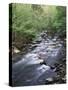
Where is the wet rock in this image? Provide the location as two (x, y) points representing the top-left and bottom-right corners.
(62, 77), (66, 81)
(46, 78), (53, 82)
(46, 47), (53, 52)
(52, 38), (57, 42)
(12, 46), (20, 54)
(32, 42), (37, 44)
(62, 58), (66, 62)
(30, 44), (38, 49)
(45, 41), (49, 43)
(40, 33), (47, 39)
(45, 78), (54, 84)
(40, 60), (46, 65)
(35, 37), (42, 43)
(50, 66), (56, 72)
(58, 44), (62, 47)
(53, 75), (61, 82)
(54, 63), (59, 67)
(38, 52), (46, 60)
(61, 75), (66, 83)
(53, 68), (57, 72)
(37, 59), (44, 64)
(55, 67), (60, 72)
(50, 66), (55, 69)
(37, 65), (50, 71)
(60, 41), (64, 44)
(59, 64), (63, 67)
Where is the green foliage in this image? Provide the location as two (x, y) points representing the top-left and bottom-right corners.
(10, 4), (66, 49)
(52, 6), (66, 37)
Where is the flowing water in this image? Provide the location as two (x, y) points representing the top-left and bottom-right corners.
(12, 32), (65, 86)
